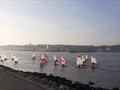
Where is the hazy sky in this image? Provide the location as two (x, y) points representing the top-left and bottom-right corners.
(0, 0), (120, 45)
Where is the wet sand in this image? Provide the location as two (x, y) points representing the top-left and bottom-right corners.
(0, 65), (119, 90)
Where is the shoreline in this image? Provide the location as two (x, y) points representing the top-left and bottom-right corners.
(0, 65), (119, 90)
(1, 50), (120, 53)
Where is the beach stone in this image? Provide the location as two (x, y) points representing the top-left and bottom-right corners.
(112, 87), (119, 90)
(58, 85), (69, 90)
(41, 78), (48, 84)
(48, 80), (56, 86)
(88, 81), (95, 85)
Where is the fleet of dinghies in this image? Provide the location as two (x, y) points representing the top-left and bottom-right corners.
(0, 55), (18, 64)
(0, 53), (97, 68)
(76, 54), (97, 68)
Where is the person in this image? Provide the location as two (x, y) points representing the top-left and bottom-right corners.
(40, 55), (45, 64)
(91, 56), (97, 65)
(44, 54), (48, 63)
(76, 56), (80, 67)
(91, 56), (97, 69)
(82, 55), (86, 65)
(53, 55), (58, 66)
(60, 57), (66, 67)
(32, 52), (36, 60)
(76, 55), (83, 68)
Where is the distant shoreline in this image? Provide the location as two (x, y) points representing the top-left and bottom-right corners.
(0, 45), (120, 52)
(1, 50), (120, 53)
(1, 49), (120, 53)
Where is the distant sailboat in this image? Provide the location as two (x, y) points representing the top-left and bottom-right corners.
(46, 45), (49, 51)
(3, 55), (7, 61)
(11, 55), (16, 60)
(32, 52), (36, 60)
(11, 55), (18, 63)
(14, 57), (18, 64)
(0, 56), (4, 62)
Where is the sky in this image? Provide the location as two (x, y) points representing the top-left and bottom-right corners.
(0, 0), (120, 45)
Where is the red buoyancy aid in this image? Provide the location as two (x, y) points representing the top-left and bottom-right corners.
(61, 57), (66, 65)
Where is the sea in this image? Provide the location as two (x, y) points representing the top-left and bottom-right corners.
(0, 50), (120, 89)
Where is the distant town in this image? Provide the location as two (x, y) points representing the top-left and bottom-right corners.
(0, 44), (120, 52)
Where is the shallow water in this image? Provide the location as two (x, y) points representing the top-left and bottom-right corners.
(0, 51), (120, 88)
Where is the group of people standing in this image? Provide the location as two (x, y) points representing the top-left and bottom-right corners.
(32, 53), (97, 68)
(32, 53), (66, 67)
(53, 55), (66, 67)
(76, 54), (97, 68)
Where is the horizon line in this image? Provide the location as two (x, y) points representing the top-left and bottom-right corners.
(0, 44), (120, 46)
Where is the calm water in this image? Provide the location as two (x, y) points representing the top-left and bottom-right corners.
(0, 51), (120, 88)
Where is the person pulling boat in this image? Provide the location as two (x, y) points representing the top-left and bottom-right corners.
(60, 57), (66, 67)
(53, 55), (58, 66)
(76, 55), (83, 68)
(82, 55), (86, 65)
(32, 52), (36, 60)
(39, 54), (48, 64)
(91, 56), (97, 68)
(91, 56), (97, 65)
(44, 54), (48, 63)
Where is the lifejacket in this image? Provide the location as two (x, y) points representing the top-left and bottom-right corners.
(32, 53), (35, 58)
(61, 60), (65, 64)
(40, 55), (45, 62)
(91, 57), (97, 65)
(61, 57), (66, 65)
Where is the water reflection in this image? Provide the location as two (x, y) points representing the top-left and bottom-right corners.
(39, 63), (47, 73)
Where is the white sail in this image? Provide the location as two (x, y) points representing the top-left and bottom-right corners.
(14, 57), (18, 63)
(85, 54), (88, 59)
(82, 55), (85, 62)
(77, 56), (83, 65)
(91, 56), (97, 64)
(53, 55), (57, 61)
(32, 53), (36, 58)
(46, 45), (49, 50)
